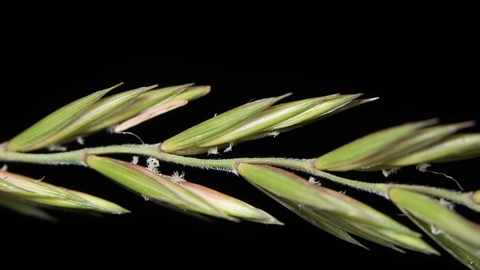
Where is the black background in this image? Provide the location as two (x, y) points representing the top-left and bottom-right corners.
(1, 8), (478, 269)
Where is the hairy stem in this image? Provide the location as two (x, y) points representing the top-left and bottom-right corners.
(1, 142), (478, 212)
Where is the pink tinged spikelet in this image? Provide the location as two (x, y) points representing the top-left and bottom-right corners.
(178, 181), (283, 225)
